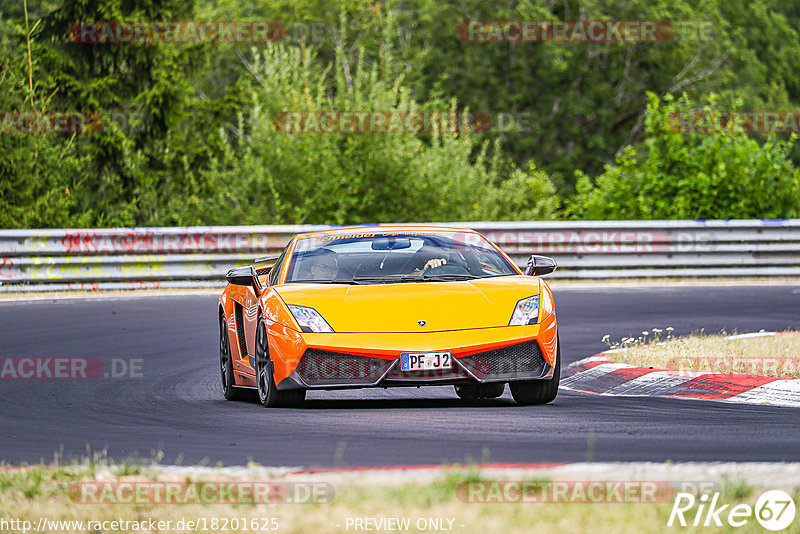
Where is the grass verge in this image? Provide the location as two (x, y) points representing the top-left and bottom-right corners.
(604, 331), (800, 378)
(1, 462), (799, 533)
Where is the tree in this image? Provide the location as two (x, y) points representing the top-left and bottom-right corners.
(191, 12), (531, 225)
(568, 92), (800, 219)
(34, 0), (219, 226)
(0, 0), (89, 229)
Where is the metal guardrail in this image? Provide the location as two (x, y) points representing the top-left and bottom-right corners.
(1, 220), (798, 290)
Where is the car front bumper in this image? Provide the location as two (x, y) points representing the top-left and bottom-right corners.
(273, 316), (558, 390)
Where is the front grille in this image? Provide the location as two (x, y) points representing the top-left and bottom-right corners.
(296, 349), (394, 386)
(459, 340), (546, 380)
(384, 362), (469, 381)
(234, 303), (248, 356)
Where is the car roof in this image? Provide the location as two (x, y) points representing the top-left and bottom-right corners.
(293, 225), (478, 240)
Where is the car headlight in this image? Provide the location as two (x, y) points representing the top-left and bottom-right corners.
(509, 295), (540, 326)
(288, 304), (334, 333)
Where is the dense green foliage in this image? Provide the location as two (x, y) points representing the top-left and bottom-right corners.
(190, 29), (516, 225)
(569, 93), (800, 219)
(1, 0), (799, 227)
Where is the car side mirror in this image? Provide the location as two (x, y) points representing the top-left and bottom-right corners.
(525, 255), (557, 276)
(226, 265), (260, 291)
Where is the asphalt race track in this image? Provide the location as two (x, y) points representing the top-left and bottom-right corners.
(1, 284), (799, 467)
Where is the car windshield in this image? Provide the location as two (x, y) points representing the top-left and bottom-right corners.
(285, 230), (517, 284)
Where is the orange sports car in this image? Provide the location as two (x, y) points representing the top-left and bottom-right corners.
(218, 226), (559, 407)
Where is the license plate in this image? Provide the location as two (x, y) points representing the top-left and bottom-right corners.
(401, 352), (452, 371)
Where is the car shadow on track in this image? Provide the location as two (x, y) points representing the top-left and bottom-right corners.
(294, 398), (519, 410)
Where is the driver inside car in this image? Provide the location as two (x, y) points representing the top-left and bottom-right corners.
(408, 243), (450, 275)
(308, 248), (339, 281)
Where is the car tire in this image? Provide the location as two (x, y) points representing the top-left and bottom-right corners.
(509, 336), (560, 406)
(454, 382), (505, 400)
(220, 311), (250, 401)
(255, 318), (306, 408)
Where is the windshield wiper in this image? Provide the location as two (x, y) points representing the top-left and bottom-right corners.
(351, 275), (422, 284)
(421, 273), (479, 281)
(350, 274), (479, 283)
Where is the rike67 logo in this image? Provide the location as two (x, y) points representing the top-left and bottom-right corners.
(668, 490), (796, 531)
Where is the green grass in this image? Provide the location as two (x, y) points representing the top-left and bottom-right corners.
(2, 462), (799, 534)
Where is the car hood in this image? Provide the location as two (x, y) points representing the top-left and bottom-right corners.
(274, 275), (541, 333)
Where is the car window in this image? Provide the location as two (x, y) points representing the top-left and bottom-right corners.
(268, 246), (289, 286)
(285, 231), (516, 283)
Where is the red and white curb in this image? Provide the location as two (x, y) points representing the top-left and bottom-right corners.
(562, 348), (800, 408)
